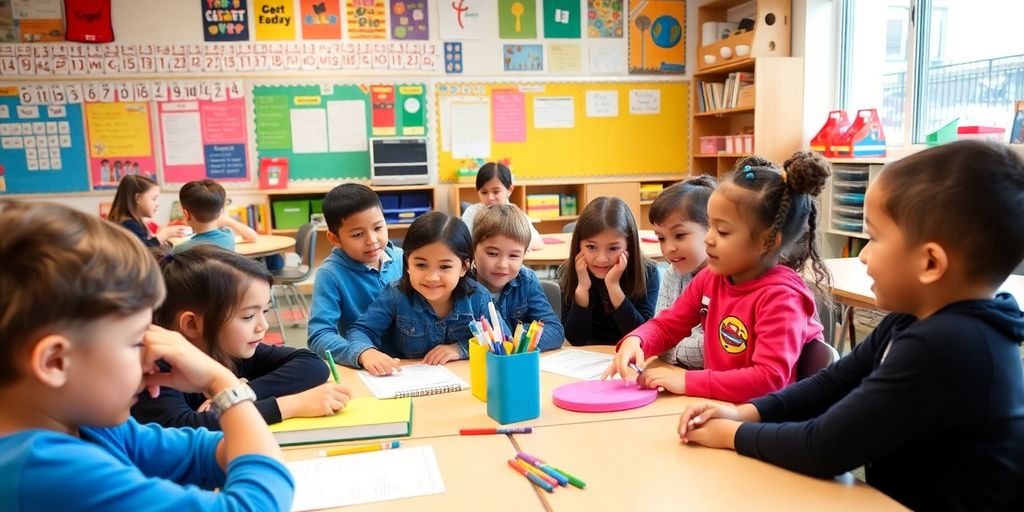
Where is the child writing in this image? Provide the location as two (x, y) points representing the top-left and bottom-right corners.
(560, 196), (660, 346)
(107, 175), (188, 248)
(471, 204), (564, 351)
(174, 179), (258, 254)
(675, 141), (1024, 511)
(461, 162), (544, 250)
(650, 176), (717, 369)
(0, 200), (292, 511)
(132, 245), (351, 430)
(605, 152), (831, 404)
(345, 212), (510, 375)
(307, 184), (403, 365)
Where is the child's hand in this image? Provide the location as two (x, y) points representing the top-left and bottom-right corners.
(278, 382), (352, 419)
(638, 365), (686, 394)
(574, 252), (591, 291)
(155, 224), (190, 243)
(141, 325), (238, 397)
(604, 251), (629, 287)
(358, 348), (402, 376)
(679, 418), (742, 450)
(601, 335), (645, 383)
(423, 344), (461, 365)
(677, 403), (748, 442)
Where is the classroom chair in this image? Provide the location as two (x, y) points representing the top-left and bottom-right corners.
(796, 338), (840, 381)
(562, 221), (577, 233)
(814, 293), (841, 348)
(270, 223), (316, 336)
(540, 279), (561, 314)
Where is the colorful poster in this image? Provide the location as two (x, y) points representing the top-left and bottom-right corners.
(543, 0), (581, 39)
(499, 0), (537, 39)
(12, 0), (63, 42)
(300, 0), (341, 39)
(444, 42), (464, 74)
(370, 84), (396, 136)
(629, 0), (684, 73)
(254, 0), (296, 40)
(503, 44), (543, 72)
(390, 1), (428, 40)
(439, 0), (486, 40)
(346, 0), (387, 39)
(84, 102), (157, 190)
(159, 86), (250, 183)
(202, 0), (250, 42)
(587, 0), (623, 38)
(0, 90), (89, 194)
(398, 85), (425, 136)
(492, 89), (525, 142)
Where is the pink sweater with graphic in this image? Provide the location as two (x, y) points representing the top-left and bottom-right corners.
(624, 266), (823, 403)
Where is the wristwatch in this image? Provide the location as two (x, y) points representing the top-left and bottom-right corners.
(209, 382), (257, 418)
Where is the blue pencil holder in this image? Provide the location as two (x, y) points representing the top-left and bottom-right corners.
(485, 350), (540, 425)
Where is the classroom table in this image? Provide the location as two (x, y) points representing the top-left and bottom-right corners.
(512, 414), (908, 511)
(169, 233), (296, 257)
(524, 231), (664, 266)
(825, 257), (1024, 352)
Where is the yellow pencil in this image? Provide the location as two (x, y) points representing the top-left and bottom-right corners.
(317, 440), (401, 457)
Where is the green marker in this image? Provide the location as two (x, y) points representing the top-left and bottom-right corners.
(326, 349), (341, 383)
(548, 465), (586, 489)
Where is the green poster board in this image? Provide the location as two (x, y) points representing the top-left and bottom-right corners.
(543, 0), (581, 39)
(252, 83), (427, 182)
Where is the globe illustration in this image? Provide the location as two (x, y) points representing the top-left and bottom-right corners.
(650, 15), (681, 48)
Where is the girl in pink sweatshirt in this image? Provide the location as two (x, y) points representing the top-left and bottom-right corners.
(605, 152), (833, 403)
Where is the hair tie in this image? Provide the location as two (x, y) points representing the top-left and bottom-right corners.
(779, 169), (788, 183)
(162, 253), (175, 264)
(742, 165), (755, 181)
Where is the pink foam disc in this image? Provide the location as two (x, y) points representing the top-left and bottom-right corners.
(552, 380), (658, 412)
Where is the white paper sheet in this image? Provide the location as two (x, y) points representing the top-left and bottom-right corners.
(289, 108), (328, 154)
(629, 89), (662, 115)
(326, 100), (367, 152)
(540, 350), (615, 381)
(288, 446), (446, 511)
(589, 45), (627, 74)
(585, 90), (619, 118)
(450, 100), (491, 159)
(357, 364), (469, 399)
(160, 111), (204, 166)
(533, 97), (575, 129)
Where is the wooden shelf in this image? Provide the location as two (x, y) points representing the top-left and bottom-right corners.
(271, 223), (411, 235)
(694, 58), (755, 76)
(694, 153), (749, 158)
(694, 106), (755, 117)
(532, 215), (578, 222)
(640, 199), (655, 206)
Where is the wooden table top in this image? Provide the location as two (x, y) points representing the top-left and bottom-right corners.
(170, 233), (296, 258)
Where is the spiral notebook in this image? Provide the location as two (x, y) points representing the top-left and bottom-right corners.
(358, 364), (469, 399)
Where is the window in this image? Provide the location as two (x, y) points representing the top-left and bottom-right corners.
(840, 0), (1024, 146)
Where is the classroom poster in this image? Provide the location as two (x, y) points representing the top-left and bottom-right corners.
(491, 89), (526, 143)
(444, 42), (463, 73)
(158, 87), (250, 183)
(11, 0), (63, 42)
(0, 1), (17, 43)
(202, 0), (249, 42)
(549, 43), (582, 73)
(398, 85), (425, 136)
(543, 0), (581, 39)
(439, 0), (486, 40)
(390, 1), (428, 40)
(300, 0), (341, 39)
(503, 44), (543, 72)
(345, 0), (387, 39)
(254, 0), (296, 40)
(84, 102), (156, 189)
(498, 0), (536, 39)
(0, 88), (89, 194)
(370, 84), (396, 136)
(628, 0), (685, 74)
(587, 0), (623, 38)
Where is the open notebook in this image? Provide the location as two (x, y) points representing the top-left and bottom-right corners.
(357, 364), (469, 399)
(269, 397), (411, 446)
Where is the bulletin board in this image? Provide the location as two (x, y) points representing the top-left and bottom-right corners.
(435, 80), (688, 181)
(252, 82), (428, 182)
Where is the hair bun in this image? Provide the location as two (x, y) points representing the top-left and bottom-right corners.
(683, 174), (717, 189)
(783, 151), (831, 196)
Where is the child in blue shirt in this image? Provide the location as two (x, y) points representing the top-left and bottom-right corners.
(0, 200), (292, 511)
(307, 184), (403, 371)
(345, 212), (510, 375)
(471, 204), (564, 350)
(174, 179), (258, 254)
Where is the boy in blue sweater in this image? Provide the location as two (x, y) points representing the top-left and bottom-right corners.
(0, 200), (292, 511)
(307, 184), (403, 374)
(676, 141), (1024, 511)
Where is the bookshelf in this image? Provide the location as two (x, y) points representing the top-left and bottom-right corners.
(691, 0), (803, 177)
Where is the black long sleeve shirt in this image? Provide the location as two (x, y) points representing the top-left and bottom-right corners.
(735, 294), (1024, 511)
(561, 262), (659, 346)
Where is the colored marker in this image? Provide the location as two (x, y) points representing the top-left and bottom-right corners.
(317, 440), (400, 457)
(517, 456), (569, 487)
(548, 465), (586, 489)
(516, 451), (545, 466)
(507, 459), (555, 493)
(514, 458), (559, 487)
(629, 362), (643, 377)
(325, 350), (341, 383)
(459, 427), (533, 435)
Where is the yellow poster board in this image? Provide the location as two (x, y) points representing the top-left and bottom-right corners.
(436, 81), (688, 181)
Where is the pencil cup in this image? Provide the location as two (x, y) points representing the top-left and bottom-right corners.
(486, 350), (540, 425)
(469, 339), (488, 402)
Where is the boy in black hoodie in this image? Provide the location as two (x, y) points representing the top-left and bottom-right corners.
(675, 140), (1024, 511)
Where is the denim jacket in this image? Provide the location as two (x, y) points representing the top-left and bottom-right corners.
(492, 266), (565, 351)
(342, 278), (510, 368)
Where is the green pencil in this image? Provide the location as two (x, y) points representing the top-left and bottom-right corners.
(548, 465), (586, 489)
(326, 349), (341, 383)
